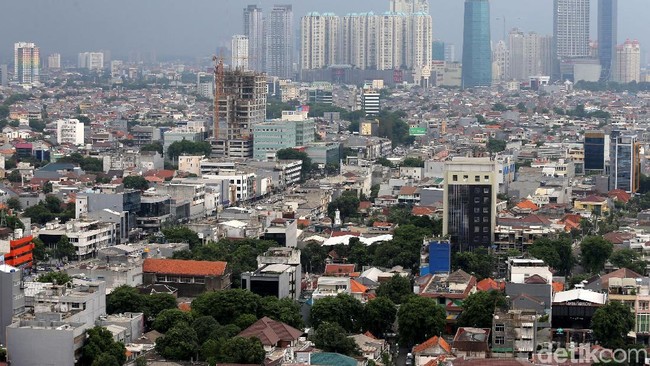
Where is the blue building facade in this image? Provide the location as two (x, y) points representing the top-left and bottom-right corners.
(461, 0), (492, 88)
(598, 0), (617, 81)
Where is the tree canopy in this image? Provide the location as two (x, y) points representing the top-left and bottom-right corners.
(580, 236), (613, 274)
(397, 296), (446, 346)
(155, 322), (200, 361)
(327, 191), (360, 222)
(401, 157), (424, 168)
(311, 322), (360, 356)
(376, 274), (412, 304)
(362, 296), (397, 338)
(609, 249), (646, 275)
(311, 293), (364, 333)
(57, 153), (103, 172)
(162, 226), (202, 248)
(591, 301), (635, 349)
(37, 271), (71, 285)
(79, 326), (127, 366)
(122, 175), (149, 190)
(457, 290), (507, 329)
(276, 148), (312, 180)
(528, 238), (575, 276)
(452, 247), (495, 280)
(167, 139), (211, 160)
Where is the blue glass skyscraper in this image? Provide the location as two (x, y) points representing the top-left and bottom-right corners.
(461, 0), (492, 88)
(598, 0), (617, 81)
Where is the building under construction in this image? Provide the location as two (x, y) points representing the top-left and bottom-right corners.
(211, 58), (267, 158)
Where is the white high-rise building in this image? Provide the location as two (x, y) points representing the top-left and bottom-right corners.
(48, 54), (61, 69)
(266, 4), (294, 78)
(14, 42), (40, 85)
(389, 0), (429, 14)
(339, 11), (432, 71)
(56, 119), (85, 145)
(244, 5), (265, 72)
(232, 35), (249, 70)
(553, 0), (590, 77)
(78, 52), (104, 71)
(507, 29), (541, 81)
(301, 13), (339, 70)
(612, 40), (641, 83)
(493, 40), (510, 81)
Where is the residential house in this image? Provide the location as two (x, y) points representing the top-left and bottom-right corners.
(453, 327), (490, 359)
(412, 335), (453, 366)
(142, 258), (231, 297)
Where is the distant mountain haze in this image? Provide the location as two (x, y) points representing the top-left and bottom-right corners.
(0, 0), (647, 63)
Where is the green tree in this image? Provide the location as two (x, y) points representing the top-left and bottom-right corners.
(492, 103), (509, 112)
(376, 274), (412, 304)
(457, 290), (507, 328)
(166, 140), (212, 161)
(141, 141), (163, 155)
(312, 322), (360, 356)
(311, 293), (364, 332)
(152, 309), (194, 333)
(580, 236), (613, 274)
(122, 175), (149, 190)
(79, 326), (127, 366)
(516, 102), (527, 113)
(487, 138), (507, 153)
(162, 226), (201, 249)
(452, 248), (494, 280)
(143, 293), (178, 319)
(528, 238), (575, 275)
(6, 197), (21, 211)
(44, 195), (64, 213)
(234, 313), (258, 329)
(28, 119), (46, 132)
(362, 297), (397, 337)
(609, 249), (646, 275)
(375, 157), (394, 168)
(191, 289), (261, 325)
(327, 191), (360, 221)
(591, 301), (635, 349)
(277, 148), (312, 180)
(397, 296), (446, 346)
(6, 170), (22, 182)
(90, 353), (121, 366)
(192, 315), (220, 344)
(259, 296), (304, 329)
(33, 237), (48, 262)
(43, 181), (53, 194)
(218, 336), (266, 364)
(107, 285), (146, 314)
(55, 235), (76, 260)
(401, 157), (424, 167)
(37, 271), (71, 285)
(155, 322), (200, 361)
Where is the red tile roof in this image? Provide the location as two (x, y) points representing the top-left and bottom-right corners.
(515, 199), (539, 211)
(143, 258), (227, 276)
(325, 263), (356, 275)
(577, 195), (607, 203)
(476, 278), (505, 292)
(608, 189), (631, 203)
(350, 279), (368, 294)
(238, 316), (302, 347)
(413, 335), (452, 354)
(412, 206), (435, 216)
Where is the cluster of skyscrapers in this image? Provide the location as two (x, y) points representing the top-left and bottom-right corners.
(300, 5), (433, 72)
(236, 4), (294, 78)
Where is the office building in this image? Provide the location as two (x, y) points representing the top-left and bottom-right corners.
(38, 220), (117, 260)
(553, 0), (590, 78)
(244, 5), (265, 72)
(253, 111), (316, 160)
(612, 40), (641, 83)
(0, 264), (25, 345)
(461, 0), (492, 88)
(77, 52), (104, 71)
(390, 0), (429, 14)
(241, 247), (302, 300)
(507, 30), (541, 80)
(143, 258), (231, 297)
(610, 131), (640, 194)
(301, 12), (339, 70)
(433, 40), (445, 61)
(0, 64), (7, 87)
(56, 118), (85, 145)
(493, 40), (509, 81)
(212, 68), (267, 158)
(7, 321), (88, 366)
(584, 131), (606, 171)
(266, 4), (294, 78)
(539, 35), (554, 77)
(14, 42), (40, 85)
(232, 35), (249, 70)
(443, 157), (498, 251)
(48, 53), (61, 69)
(358, 88), (380, 116)
(598, 0), (618, 81)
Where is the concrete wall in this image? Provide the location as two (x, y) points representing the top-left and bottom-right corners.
(7, 321), (87, 366)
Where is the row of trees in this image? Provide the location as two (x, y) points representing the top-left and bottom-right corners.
(166, 139), (211, 161)
(57, 153), (103, 172)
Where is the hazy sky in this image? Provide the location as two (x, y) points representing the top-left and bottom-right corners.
(0, 0), (647, 63)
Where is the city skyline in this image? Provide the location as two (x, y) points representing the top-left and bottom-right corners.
(1, 0), (649, 62)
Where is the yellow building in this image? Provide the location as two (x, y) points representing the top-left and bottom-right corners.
(574, 195), (609, 215)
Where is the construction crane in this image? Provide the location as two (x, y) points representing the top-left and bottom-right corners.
(212, 55), (225, 139)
